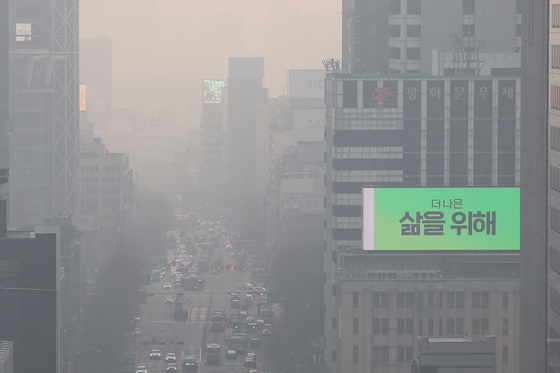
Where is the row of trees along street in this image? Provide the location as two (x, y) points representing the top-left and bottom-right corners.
(78, 190), (173, 373)
(263, 242), (324, 373)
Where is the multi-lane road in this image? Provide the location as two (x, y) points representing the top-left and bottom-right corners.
(126, 230), (268, 373)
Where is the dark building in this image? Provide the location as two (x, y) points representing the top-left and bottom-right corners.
(0, 200), (59, 373)
(519, 0), (552, 371)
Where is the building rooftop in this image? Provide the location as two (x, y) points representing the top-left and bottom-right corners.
(326, 72), (520, 80)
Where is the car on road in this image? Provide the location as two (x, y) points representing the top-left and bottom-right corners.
(164, 296), (174, 304)
(239, 283), (254, 290)
(245, 316), (254, 323)
(244, 357), (257, 368)
(247, 352), (257, 362)
(166, 363), (178, 373)
(163, 282), (172, 290)
(136, 365), (148, 373)
(226, 350), (237, 359)
(149, 349), (161, 360)
(132, 328), (141, 337)
(225, 243), (233, 249)
(247, 370), (258, 373)
(253, 287), (266, 296)
(231, 299), (240, 309)
(250, 339), (261, 349)
(165, 353), (177, 363)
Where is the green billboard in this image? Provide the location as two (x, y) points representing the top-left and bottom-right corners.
(362, 187), (520, 251)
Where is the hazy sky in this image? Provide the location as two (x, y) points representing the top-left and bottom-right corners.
(80, 0), (341, 97)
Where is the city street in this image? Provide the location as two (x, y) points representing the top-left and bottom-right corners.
(126, 230), (268, 373)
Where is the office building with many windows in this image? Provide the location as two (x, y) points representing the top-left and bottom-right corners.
(335, 252), (519, 373)
(323, 73), (520, 373)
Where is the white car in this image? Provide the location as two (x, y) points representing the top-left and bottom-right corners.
(163, 283), (172, 290)
(239, 283), (254, 291)
(164, 297), (174, 304)
(165, 352), (177, 363)
(254, 287), (267, 295)
(245, 316), (254, 323)
(149, 349), (161, 359)
(225, 244), (233, 250)
(136, 365), (148, 373)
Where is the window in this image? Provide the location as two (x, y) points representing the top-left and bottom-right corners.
(389, 0), (401, 15)
(397, 292), (405, 307)
(481, 318), (489, 334)
(481, 292), (489, 307)
(353, 318), (359, 334)
(462, 24), (475, 37)
(456, 292), (464, 307)
(554, 4), (560, 27)
(389, 25), (401, 37)
(373, 318), (380, 334)
(353, 292), (359, 307)
(332, 317), (337, 329)
(382, 292), (389, 307)
(428, 319), (434, 335)
(552, 46), (560, 69)
(503, 346), (509, 363)
(456, 319), (463, 335)
(439, 319), (443, 335)
(418, 293), (423, 308)
(428, 292), (434, 308)
(407, 0), (421, 14)
(447, 292), (455, 308)
(381, 347), (389, 362)
(397, 347), (405, 363)
(398, 318), (405, 334)
(406, 292), (414, 308)
(407, 47), (421, 60)
(332, 350), (337, 363)
(381, 318), (389, 334)
(447, 319), (455, 335)
(419, 319), (423, 335)
(463, 0), (475, 14)
(503, 291), (509, 308)
(503, 318), (509, 335)
(372, 347), (380, 362)
(406, 319), (414, 334)
(552, 86), (560, 110)
(389, 47), (401, 60)
(406, 347), (413, 362)
(472, 292), (480, 307)
(472, 318), (480, 334)
(332, 284), (337, 296)
(407, 25), (421, 37)
(439, 292), (443, 307)
(352, 346), (359, 363)
(373, 292), (380, 307)
(516, 24), (522, 37)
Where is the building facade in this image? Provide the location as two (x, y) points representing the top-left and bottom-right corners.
(0, 201), (60, 373)
(8, 0), (80, 227)
(323, 74), (520, 373)
(519, 0), (550, 371)
(0, 0), (13, 197)
(336, 252), (519, 373)
(343, 0), (520, 75)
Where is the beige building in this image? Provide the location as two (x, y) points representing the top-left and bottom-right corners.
(335, 254), (520, 373)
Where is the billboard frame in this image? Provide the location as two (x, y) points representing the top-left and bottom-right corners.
(361, 186), (520, 253)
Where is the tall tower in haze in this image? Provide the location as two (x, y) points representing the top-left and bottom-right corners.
(226, 57), (268, 236)
(8, 0), (80, 227)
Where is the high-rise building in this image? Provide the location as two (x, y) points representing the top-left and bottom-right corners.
(80, 37), (113, 131)
(342, 0), (521, 74)
(8, 0), (79, 228)
(226, 58), (268, 234)
(0, 0), (13, 201)
(323, 72), (520, 373)
(519, 0), (552, 371)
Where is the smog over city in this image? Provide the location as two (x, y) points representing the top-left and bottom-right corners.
(0, 0), (547, 372)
